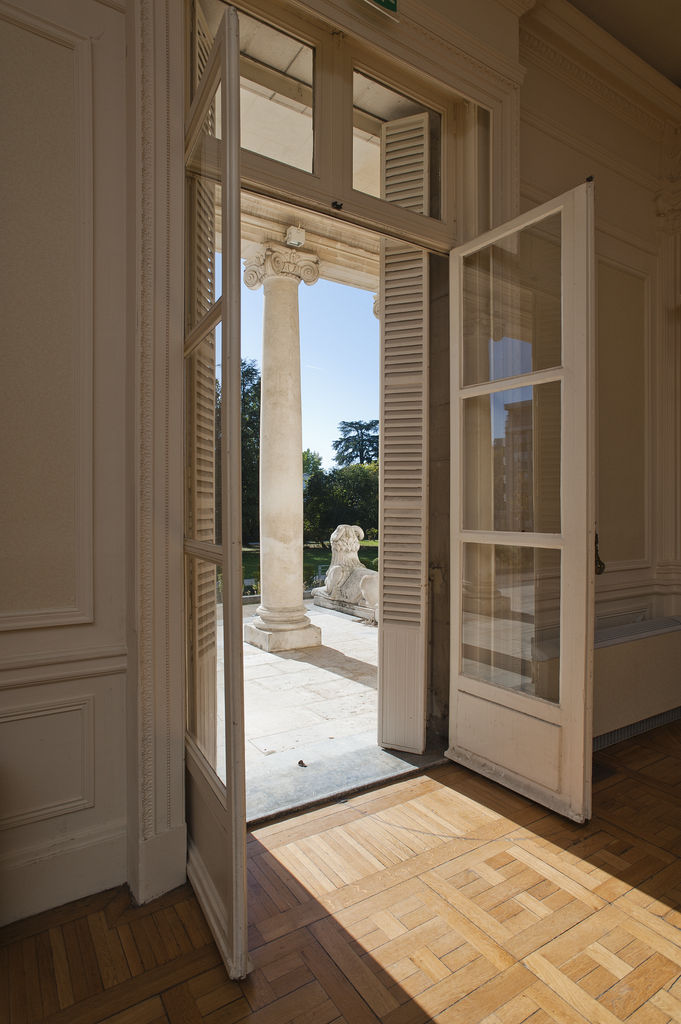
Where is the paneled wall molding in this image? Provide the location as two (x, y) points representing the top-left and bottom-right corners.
(0, 818), (126, 926)
(0, 0), (94, 633)
(0, 696), (94, 829)
(0, 655), (127, 691)
(656, 124), (681, 234)
(128, 0), (186, 904)
(596, 568), (657, 602)
(654, 126), (681, 575)
(0, 642), (126, 674)
(0, 819), (126, 872)
(520, 0), (681, 135)
(94, 0), (125, 12)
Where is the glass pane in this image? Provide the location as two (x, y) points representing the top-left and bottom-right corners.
(185, 331), (222, 546)
(463, 213), (562, 385)
(186, 174), (222, 330)
(239, 13), (314, 173)
(186, 555), (226, 780)
(353, 70), (441, 218)
(463, 381), (561, 533)
(462, 544), (561, 703)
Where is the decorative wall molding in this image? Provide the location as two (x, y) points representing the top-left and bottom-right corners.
(0, 652), (127, 691)
(654, 182), (681, 578)
(285, 0), (526, 98)
(497, 0), (536, 15)
(0, 2), (94, 633)
(129, 0), (186, 900)
(656, 123), (681, 234)
(0, 696), (94, 829)
(521, 109), (659, 193)
(520, 28), (666, 140)
(93, 0), (125, 11)
(0, 642), (127, 674)
(0, 818), (126, 871)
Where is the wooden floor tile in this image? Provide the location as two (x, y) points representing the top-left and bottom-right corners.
(5, 723), (681, 1022)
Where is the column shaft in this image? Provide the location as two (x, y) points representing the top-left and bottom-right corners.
(243, 244), (321, 652)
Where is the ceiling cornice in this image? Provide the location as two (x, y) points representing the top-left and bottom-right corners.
(521, 0), (681, 134)
(496, 0), (537, 16)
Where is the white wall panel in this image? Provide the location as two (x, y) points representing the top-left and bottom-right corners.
(0, 696), (94, 829)
(0, 0), (128, 925)
(0, 5), (93, 629)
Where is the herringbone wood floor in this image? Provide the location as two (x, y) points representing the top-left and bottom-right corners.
(4, 722), (681, 1023)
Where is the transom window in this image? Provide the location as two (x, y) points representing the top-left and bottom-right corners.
(189, 0), (485, 252)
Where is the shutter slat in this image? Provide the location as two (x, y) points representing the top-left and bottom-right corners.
(379, 112), (430, 753)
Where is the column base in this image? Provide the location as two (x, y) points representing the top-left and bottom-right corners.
(244, 620), (322, 653)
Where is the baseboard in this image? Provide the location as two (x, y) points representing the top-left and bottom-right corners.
(0, 821), (126, 926)
(130, 824), (187, 906)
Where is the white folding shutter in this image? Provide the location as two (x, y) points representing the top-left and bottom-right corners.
(186, 176), (218, 764)
(378, 114), (430, 753)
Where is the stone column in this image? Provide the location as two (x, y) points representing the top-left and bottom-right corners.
(243, 244), (322, 651)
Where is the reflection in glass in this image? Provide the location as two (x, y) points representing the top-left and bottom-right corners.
(462, 545), (561, 703)
(239, 13), (314, 173)
(463, 381), (561, 533)
(186, 176), (222, 330)
(463, 213), (562, 386)
(352, 71), (441, 218)
(185, 333), (222, 546)
(186, 556), (226, 780)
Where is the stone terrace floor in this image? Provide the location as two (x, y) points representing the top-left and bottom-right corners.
(238, 601), (444, 822)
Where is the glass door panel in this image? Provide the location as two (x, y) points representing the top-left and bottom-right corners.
(449, 183), (594, 823)
(462, 212), (562, 386)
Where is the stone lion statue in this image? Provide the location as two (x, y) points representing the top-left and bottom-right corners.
(312, 524), (379, 622)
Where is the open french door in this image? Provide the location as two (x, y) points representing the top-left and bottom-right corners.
(448, 183), (595, 822)
(183, 8), (248, 978)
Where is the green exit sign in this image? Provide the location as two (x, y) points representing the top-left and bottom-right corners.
(363, 0), (398, 14)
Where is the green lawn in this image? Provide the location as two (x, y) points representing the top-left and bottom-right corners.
(242, 542), (379, 594)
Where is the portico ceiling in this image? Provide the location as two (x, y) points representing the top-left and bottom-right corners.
(241, 192), (380, 293)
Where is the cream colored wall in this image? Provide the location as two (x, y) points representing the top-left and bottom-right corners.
(0, 0), (128, 924)
(594, 633), (681, 736)
(520, 0), (681, 730)
(597, 261), (647, 565)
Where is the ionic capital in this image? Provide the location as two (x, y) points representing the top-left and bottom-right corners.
(243, 244), (320, 290)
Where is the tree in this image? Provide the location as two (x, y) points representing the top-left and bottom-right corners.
(302, 448), (322, 475)
(241, 358), (261, 543)
(303, 462), (378, 545)
(332, 419), (379, 466)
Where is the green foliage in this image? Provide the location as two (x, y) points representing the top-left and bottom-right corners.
(241, 545), (377, 594)
(302, 448), (323, 475)
(332, 419), (379, 466)
(303, 461), (378, 545)
(241, 359), (261, 543)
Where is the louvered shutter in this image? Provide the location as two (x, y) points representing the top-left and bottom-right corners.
(378, 114), (430, 753)
(186, 168), (218, 764)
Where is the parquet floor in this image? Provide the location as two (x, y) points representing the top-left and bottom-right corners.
(4, 722), (681, 1023)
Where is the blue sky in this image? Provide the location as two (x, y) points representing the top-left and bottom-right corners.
(240, 267), (379, 468)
